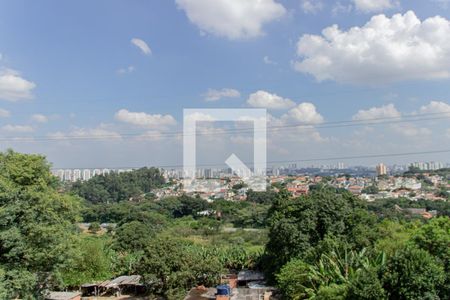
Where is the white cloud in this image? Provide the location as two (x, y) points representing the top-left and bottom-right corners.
(0, 108), (10, 118)
(301, 0), (324, 14)
(48, 126), (121, 141)
(203, 88), (241, 101)
(131, 38), (152, 55)
(2, 124), (34, 133)
(247, 90), (295, 109)
(332, 1), (352, 15)
(175, 0), (286, 40)
(0, 69), (36, 101)
(31, 114), (48, 123)
(117, 65), (135, 75)
(419, 100), (450, 114)
(115, 109), (176, 128)
(263, 56), (277, 65)
(391, 123), (432, 137)
(353, 104), (401, 121)
(281, 102), (324, 124)
(294, 11), (450, 84)
(352, 0), (397, 13)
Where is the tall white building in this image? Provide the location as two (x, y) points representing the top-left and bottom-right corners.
(64, 169), (73, 181)
(82, 169), (91, 181)
(55, 169), (64, 181)
(92, 169), (102, 177)
(72, 169), (82, 182)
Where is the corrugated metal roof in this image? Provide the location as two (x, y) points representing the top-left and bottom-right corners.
(45, 291), (80, 300)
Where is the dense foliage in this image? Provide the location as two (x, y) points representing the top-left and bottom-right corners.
(71, 167), (165, 203)
(1, 150), (449, 299)
(267, 188), (450, 299)
(0, 150), (81, 298)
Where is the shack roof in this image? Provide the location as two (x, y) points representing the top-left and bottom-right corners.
(237, 270), (265, 282)
(81, 275), (142, 288)
(45, 291), (81, 300)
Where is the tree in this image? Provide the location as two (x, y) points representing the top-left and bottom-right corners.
(276, 248), (386, 300)
(88, 222), (101, 233)
(382, 246), (445, 300)
(114, 221), (156, 252)
(159, 195), (209, 218)
(412, 217), (450, 298)
(136, 236), (223, 299)
(0, 150), (81, 298)
(346, 268), (386, 300)
(362, 185), (379, 195)
(61, 237), (114, 287)
(71, 167), (165, 203)
(265, 188), (376, 277)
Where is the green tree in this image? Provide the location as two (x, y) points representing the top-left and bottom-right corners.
(412, 217), (450, 298)
(88, 222), (101, 233)
(382, 246), (445, 300)
(137, 236), (223, 299)
(114, 221), (156, 252)
(346, 268), (386, 300)
(265, 188), (376, 277)
(61, 237), (114, 287)
(71, 167), (165, 203)
(0, 150), (81, 298)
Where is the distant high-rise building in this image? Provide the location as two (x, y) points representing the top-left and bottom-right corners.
(82, 169), (91, 181)
(376, 163), (387, 176)
(72, 169), (81, 182)
(92, 169), (102, 177)
(64, 169), (73, 181)
(411, 161), (444, 171)
(55, 169), (64, 181)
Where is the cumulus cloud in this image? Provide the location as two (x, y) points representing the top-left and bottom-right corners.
(281, 102), (324, 124)
(353, 104), (401, 121)
(1, 124), (34, 133)
(0, 69), (36, 101)
(203, 88), (241, 101)
(419, 100), (450, 115)
(294, 11), (450, 84)
(301, 0), (324, 14)
(31, 114), (48, 123)
(115, 109), (176, 128)
(0, 108), (10, 118)
(175, 0), (286, 39)
(131, 38), (152, 55)
(352, 0), (397, 13)
(247, 90), (295, 109)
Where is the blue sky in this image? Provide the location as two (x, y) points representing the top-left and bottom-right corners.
(0, 0), (449, 168)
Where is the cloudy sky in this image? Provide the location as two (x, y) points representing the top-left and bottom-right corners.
(0, 0), (449, 168)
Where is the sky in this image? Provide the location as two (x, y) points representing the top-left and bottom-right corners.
(0, 0), (450, 169)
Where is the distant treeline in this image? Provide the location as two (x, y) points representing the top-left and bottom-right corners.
(71, 167), (165, 203)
